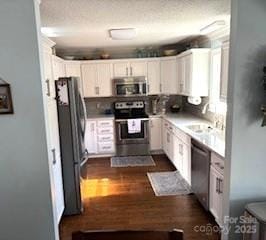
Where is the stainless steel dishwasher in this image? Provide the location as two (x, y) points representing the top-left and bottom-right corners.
(191, 140), (211, 211)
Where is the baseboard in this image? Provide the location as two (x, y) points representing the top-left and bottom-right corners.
(150, 149), (164, 155)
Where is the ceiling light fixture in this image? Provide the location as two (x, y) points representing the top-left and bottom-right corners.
(200, 20), (226, 35)
(41, 27), (60, 37)
(109, 28), (137, 40)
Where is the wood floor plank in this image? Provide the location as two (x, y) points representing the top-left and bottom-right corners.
(59, 155), (220, 240)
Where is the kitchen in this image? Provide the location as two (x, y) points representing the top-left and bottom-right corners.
(40, 1), (230, 239)
(2, 1), (266, 240)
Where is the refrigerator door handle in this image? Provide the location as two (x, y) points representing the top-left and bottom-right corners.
(80, 93), (87, 135)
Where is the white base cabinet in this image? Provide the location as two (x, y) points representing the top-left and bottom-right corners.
(149, 117), (162, 150)
(209, 152), (224, 227)
(85, 118), (115, 155)
(162, 119), (191, 185)
(85, 120), (98, 154)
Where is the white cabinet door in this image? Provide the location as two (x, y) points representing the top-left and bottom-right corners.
(177, 49), (210, 97)
(130, 61), (147, 76)
(81, 64), (98, 97)
(210, 165), (224, 227)
(172, 135), (182, 172)
(176, 57), (183, 95)
(162, 120), (169, 154)
(180, 142), (191, 185)
(220, 41), (230, 101)
(184, 54), (192, 95)
(65, 62), (83, 96)
(53, 56), (66, 80)
(149, 117), (162, 150)
(166, 128), (174, 160)
(85, 120), (97, 153)
(160, 58), (177, 94)
(65, 62), (81, 78)
(52, 56), (66, 100)
(97, 63), (112, 97)
(113, 61), (129, 77)
(147, 60), (161, 95)
(47, 100), (65, 223)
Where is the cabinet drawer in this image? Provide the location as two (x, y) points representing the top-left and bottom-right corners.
(98, 142), (115, 153)
(98, 134), (114, 142)
(97, 127), (113, 135)
(97, 120), (113, 128)
(211, 152), (225, 175)
(174, 127), (190, 145)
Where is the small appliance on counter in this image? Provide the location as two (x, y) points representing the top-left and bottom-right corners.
(151, 97), (160, 115)
(170, 104), (181, 113)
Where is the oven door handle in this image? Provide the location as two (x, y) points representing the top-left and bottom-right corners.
(115, 118), (149, 123)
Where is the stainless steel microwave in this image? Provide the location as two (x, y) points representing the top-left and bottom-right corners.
(113, 76), (147, 96)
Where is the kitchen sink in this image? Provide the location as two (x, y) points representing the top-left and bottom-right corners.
(186, 124), (214, 134)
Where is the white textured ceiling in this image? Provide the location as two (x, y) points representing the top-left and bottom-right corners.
(40, 0), (230, 53)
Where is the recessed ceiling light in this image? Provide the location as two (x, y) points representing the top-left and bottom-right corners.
(109, 28), (137, 40)
(200, 20), (226, 35)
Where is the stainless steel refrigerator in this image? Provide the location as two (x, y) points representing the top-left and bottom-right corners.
(55, 77), (87, 216)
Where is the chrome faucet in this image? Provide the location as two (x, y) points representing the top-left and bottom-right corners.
(202, 102), (210, 114)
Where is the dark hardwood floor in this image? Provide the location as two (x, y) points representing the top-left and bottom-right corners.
(59, 155), (220, 240)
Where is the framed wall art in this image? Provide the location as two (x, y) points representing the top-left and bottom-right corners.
(0, 80), (14, 114)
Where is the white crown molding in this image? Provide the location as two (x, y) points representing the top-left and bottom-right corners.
(42, 35), (56, 48)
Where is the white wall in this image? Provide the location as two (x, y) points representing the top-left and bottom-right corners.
(223, 0), (266, 239)
(0, 1), (57, 239)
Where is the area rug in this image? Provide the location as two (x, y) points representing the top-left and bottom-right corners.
(147, 171), (191, 196)
(111, 156), (156, 167)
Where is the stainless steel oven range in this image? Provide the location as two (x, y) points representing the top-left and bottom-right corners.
(114, 101), (150, 156)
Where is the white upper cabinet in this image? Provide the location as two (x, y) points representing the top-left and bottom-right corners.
(160, 57), (178, 94)
(65, 61), (81, 78)
(65, 61), (83, 95)
(97, 63), (113, 97)
(130, 60), (147, 76)
(177, 49), (210, 97)
(51, 56), (66, 99)
(81, 62), (113, 97)
(113, 61), (129, 77)
(147, 60), (161, 95)
(81, 63), (98, 97)
(220, 41), (230, 101)
(52, 56), (66, 80)
(113, 59), (147, 77)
